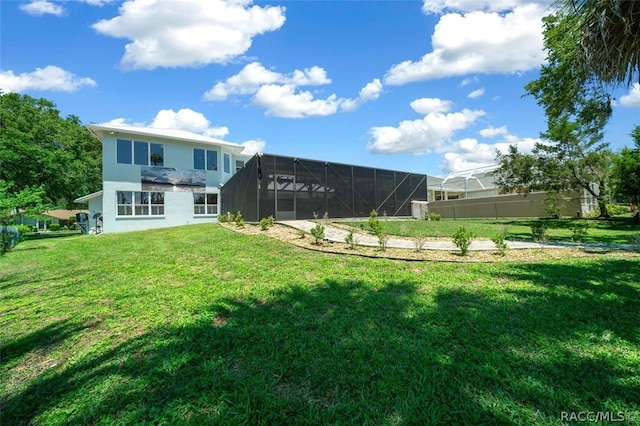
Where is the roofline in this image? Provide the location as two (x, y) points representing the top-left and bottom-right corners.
(86, 124), (248, 154)
(74, 190), (103, 203)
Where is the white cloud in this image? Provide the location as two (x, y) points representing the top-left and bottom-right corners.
(467, 87), (484, 98)
(19, 0), (65, 16)
(479, 125), (508, 138)
(150, 108), (229, 138)
(0, 66), (96, 93)
(460, 76), (478, 86)
(410, 97), (453, 114)
(367, 98), (485, 155)
(205, 62), (382, 118)
(619, 83), (640, 108)
(422, 0), (547, 14)
(439, 131), (540, 173)
(385, 3), (546, 85)
(252, 84), (341, 118)
(81, 0), (117, 5)
(241, 139), (266, 155)
(203, 62), (330, 101)
(92, 0), (286, 70)
(341, 79), (383, 111)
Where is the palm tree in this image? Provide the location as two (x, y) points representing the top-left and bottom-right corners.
(560, 0), (640, 85)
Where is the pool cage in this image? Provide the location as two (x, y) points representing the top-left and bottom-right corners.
(221, 153), (428, 222)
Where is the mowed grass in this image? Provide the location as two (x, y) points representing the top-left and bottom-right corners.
(1, 224), (639, 425)
(343, 217), (640, 244)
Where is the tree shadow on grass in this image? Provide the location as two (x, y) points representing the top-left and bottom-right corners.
(2, 262), (639, 424)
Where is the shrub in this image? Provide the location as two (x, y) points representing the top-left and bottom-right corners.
(426, 212), (441, 221)
(234, 211), (244, 228)
(297, 229), (306, 239)
(490, 227), (508, 256)
(227, 212), (236, 223)
(452, 227), (475, 256)
(378, 233), (390, 251)
(16, 225), (31, 236)
(607, 204), (630, 216)
(570, 222), (589, 243)
(310, 223), (325, 245)
(48, 223), (61, 231)
(368, 210), (384, 236)
(218, 213), (228, 223)
(531, 222), (549, 246)
(344, 230), (357, 249)
(414, 236), (427, 252)
(259, 215), (274, 231)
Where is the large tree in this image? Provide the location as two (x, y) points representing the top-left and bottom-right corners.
(0, 92), (102, 208)
(496, 12), (614, 218)
(559, 0), (640, 86)
(611, 125), (640, 204)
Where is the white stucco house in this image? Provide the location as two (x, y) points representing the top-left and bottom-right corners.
(74, 124), (252, 234)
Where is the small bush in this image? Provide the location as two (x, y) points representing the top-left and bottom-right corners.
(218, 213), (228, 223)
(344, 230), (357, 249)
(452, 227), (475, 256)
(378, 233), (390, 252)
(48, 223), (61, 232)
(297, 229), (306, 239)
(227, 212), (236, 223)
(607, 204), (630, 216)
(16, 225), (31, 236)
(234, 211), (244, 228)
(531, 222), (549, 246)
(414, 236), (427, 252)
(570, 222), (589, 243)
(310, 223), (325, 245)
(368, 210), (384, 236)
(426, 212), (441, 221)
(259, 215), (274, 231)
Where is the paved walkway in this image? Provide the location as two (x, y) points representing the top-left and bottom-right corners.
(279, 220), (636, 252)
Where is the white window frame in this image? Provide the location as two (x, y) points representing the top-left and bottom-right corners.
(117, 191), (165, 217)
(193, 193), (218, 216)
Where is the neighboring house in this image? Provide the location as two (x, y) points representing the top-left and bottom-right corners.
(74, 124), (252, 234)
(18, 209), (88, 230)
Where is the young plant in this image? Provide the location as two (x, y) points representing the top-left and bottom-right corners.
(570, 222), (589, 243)
(368, 209), (384, 237)
(234, 211), (244, 228)
(344, 229), (357, 249)
(414, 236), (427, 252)
(378, 233), (390, 252)
(297, 229), (306, 239)
(452, 227), (475, 256)
(490, 227), (509, 256)
(310, 223), (325, 245)
(531, 222), (549, 247)
(218, 213), (228, 223)
(259, 217), (271, 231)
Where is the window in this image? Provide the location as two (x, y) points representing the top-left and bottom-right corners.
(117, 139), (132, 164)
(224, 154), (230, 173)
(117, 191), (164, 216)
(235, 160), (245, 172)
(194, 149), (217, 171)
(117, 139), (163, 166)
(194, 193), (218, 215)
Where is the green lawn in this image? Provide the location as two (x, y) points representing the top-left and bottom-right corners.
(343, 217), (640, 244)
(1, 224), (639, 424)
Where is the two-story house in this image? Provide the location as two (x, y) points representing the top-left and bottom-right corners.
(75, 124), (252, 233)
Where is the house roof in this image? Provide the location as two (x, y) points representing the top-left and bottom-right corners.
(87, 123), (248, 154)
(74, 190), (103, 204)
(44, 209), (88, 221)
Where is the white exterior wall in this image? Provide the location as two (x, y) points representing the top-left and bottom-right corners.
(97, 130), (250, 233)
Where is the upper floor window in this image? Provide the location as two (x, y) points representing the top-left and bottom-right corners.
(117, 139), (163, 166)
(223, 154), (230, 174)
(194, 148), (217, 171)
(235, 160), (245, 172)
(117, 191), (165, 216)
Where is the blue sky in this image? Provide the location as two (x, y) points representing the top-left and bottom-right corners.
(2, 0), (639, 177)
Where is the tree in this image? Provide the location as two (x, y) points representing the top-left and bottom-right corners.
(611, 126), (640, 204)
(0, 180), (45, 255)
(559, 0), (640, 86)
(0, 92), (102, 208)
(496, 13), (614, 218)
